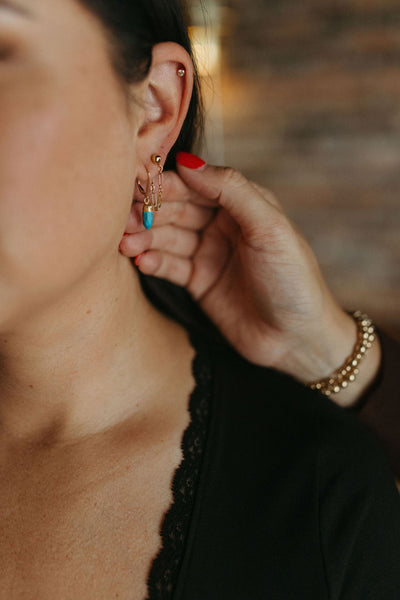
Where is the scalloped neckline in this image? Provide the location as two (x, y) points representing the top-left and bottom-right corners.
(145, 330), (213, 600)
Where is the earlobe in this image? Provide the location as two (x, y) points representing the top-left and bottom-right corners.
(137, 42), (194, 161)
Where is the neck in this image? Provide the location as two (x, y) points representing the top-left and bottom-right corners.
(0, 255), (184, 446)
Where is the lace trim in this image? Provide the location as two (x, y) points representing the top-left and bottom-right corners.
(145, 331), (213, 600)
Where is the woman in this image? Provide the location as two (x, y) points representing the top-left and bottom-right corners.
(0, 1), (399, 599)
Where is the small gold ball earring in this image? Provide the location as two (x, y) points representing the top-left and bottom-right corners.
(152, 154), (162, 165)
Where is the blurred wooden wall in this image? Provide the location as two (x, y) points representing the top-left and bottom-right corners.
(203, 0), (400, 339)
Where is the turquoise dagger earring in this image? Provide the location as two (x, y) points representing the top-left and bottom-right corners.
(136, 154), (163, 230)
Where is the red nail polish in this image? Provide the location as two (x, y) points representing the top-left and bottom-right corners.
(176, 151), (206, 170)
(134, 252), (146, 266)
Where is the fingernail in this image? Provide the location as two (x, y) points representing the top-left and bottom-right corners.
(176, 151), (206, 170)
(134, 252), (146, 266)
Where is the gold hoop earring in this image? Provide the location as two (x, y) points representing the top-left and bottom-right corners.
(136, 154), (163, 230)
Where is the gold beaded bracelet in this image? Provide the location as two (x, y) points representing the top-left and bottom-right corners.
(308, 310), (376, 397)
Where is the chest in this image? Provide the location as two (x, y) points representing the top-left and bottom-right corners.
(0, 424), (187, 600)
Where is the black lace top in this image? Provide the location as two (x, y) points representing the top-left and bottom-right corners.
(145, 331), (213, 600)
(138, 275), (400, 600)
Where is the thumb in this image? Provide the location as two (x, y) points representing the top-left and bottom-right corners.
(176, 152), (279, 235)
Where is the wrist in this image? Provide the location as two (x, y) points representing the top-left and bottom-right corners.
(280, 307), (356, 384)
(307, 310), (377, 397)
(330, 335), (382, 408)
(279, 306), (382, 407)
(284, 307), (381, 408)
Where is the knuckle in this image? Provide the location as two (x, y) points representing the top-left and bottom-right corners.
(171, 202), (186, 225)
(187, 232), (200, 257)
(152, 251), (165, 275)
(167, 255), (191, 286)
(249, 216), (293, 250)
(165, 225), (181, 253)
(222, 167), (248, 189)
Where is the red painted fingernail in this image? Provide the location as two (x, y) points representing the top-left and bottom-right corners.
(134, 252), (146, 266)
(176, 151), (206, 170)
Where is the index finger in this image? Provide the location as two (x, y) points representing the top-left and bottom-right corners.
(176, 153), (284, 236)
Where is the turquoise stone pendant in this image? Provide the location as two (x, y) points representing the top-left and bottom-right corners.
(143, 205), (153, 230)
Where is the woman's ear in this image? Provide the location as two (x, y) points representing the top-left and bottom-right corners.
(136, 42), (194, 168)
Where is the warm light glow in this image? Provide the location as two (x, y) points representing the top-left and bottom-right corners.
(189, 25), (221, 77)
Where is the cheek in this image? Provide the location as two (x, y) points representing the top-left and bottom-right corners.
(0, 73), (136, 291)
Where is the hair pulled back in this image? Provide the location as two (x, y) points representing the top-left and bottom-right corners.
(79, 0), (203, 170)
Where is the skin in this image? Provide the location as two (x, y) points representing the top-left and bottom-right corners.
(122, 166), (382, 410)
(0, 0), (194, 438)
(0, 0), (394, 595)
(0, 0), (196, 597)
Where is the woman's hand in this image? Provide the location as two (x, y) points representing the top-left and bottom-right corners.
(120, 152), (381, 407)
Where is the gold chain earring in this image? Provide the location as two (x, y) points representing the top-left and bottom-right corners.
(136, 154), (163, 230)
(152, 154), (163, 212)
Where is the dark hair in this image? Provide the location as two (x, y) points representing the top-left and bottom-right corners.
(79, 0), (203, 171)
(78, 0), (220, 341)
